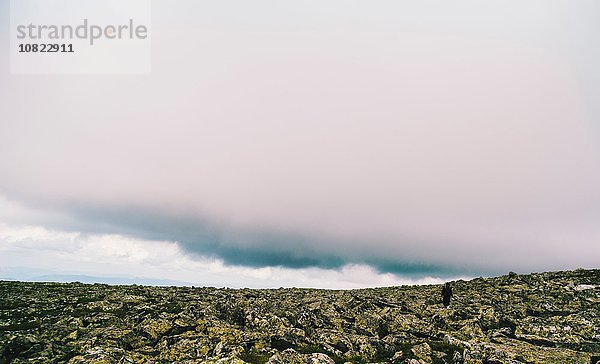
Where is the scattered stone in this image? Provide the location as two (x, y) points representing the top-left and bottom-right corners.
(0, 269), (598, 363)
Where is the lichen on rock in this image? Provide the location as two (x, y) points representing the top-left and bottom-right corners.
(0, 269), (598, 363)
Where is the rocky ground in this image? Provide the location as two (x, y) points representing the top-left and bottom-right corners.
(0, 269), (598, 364)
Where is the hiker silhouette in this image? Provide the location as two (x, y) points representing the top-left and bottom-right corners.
(442, 282), (453, 307)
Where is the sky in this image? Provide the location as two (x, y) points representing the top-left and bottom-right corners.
(0, 0), (599, 288)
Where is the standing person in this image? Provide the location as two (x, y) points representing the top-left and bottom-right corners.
(442, 282), (453, 307)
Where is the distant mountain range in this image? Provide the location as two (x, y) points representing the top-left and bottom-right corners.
(0, 266), (190, 286)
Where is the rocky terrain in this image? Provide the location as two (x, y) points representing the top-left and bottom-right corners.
(0, 269), (598, 364)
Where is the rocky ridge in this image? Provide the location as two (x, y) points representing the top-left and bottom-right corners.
(0, 269), (598, 363)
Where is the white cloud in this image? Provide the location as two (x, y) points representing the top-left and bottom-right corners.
(0, 223), (452, 288)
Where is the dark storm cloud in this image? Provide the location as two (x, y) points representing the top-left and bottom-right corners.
(20, 201), (469, 277)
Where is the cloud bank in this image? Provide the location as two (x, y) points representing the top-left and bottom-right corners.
(0, 223), (443, 288)
(0, 0), (599, 284)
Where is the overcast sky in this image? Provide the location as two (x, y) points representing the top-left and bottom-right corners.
(0, 0), (599, 287)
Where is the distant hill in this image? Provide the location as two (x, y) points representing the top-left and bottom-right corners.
(21, 274), (189, 286)
(0, 267), (190, 286)
(1, 269), (598, 363)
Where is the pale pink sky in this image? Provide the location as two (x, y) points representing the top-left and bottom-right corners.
(0, 0), (599, 286)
